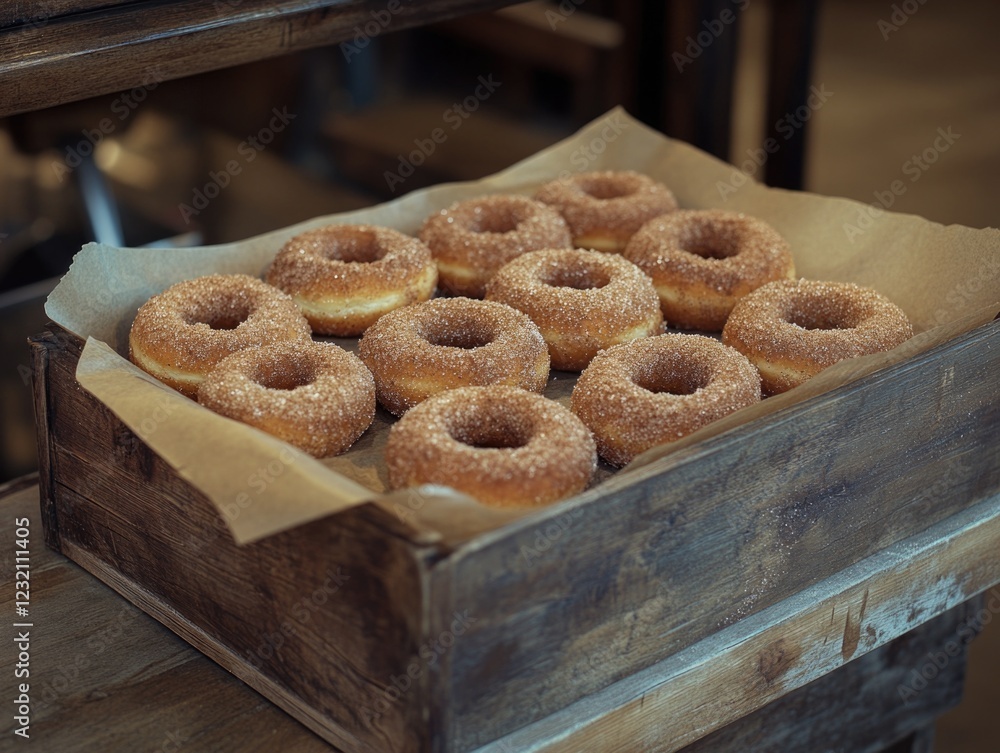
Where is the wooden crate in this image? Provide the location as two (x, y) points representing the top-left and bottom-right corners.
(31, 317), (1000, 753)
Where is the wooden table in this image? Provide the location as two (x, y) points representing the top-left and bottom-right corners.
(2, 473), (997, 752)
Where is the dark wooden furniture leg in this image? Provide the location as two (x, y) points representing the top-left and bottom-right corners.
(763, 0), (821, 189)
(660, 0), (743, 162)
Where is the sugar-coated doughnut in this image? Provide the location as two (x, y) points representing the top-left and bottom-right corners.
(358, 297), (550, 416)
(129, 274), (311, 398)
(722, 279), (914, 395)
(624, 209), (795, 331)
(486, 248), (662, 371)
(572, 334), (761, 467)
(418, 194), (571, 297)
(198, 341), (375, 457)
(534, 170), (678, 252)
(385, 385), (596, 507)
(265, 224), (437, 336)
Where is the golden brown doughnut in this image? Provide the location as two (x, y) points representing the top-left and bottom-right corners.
(534, 170), (678, 252)
(198, 341), (375, 458)
(265, 224), (437, 336)
(385, 385), (596, 507)
(485, 248), (662, 371)
(571, 334), (761, 467)
(624, 209), (795, 331)
(721, 279), (914, 394)
(129, 274), (311, 398)
(418, 194), (572, 297)
(358, 297), (550, 416)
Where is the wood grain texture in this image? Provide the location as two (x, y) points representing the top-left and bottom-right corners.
(0, 480), (981, 752)
(477, 495), (1000, 752)
(439, 320), (1000, 749)
(0, 483), (331, 753)
(0, 0), (521, 118)
(678, 598), (977, 753)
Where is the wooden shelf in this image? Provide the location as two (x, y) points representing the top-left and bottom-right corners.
(0, 0), (519, 117)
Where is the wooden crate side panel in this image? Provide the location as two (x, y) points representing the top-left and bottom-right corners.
(442, 324), (1000, 750)
(43, 339), (434, 753)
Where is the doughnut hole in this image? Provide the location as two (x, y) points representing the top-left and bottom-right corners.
(253, 357), (317, 391)
(448, 411), (533, 450)
(785, 294), (865, 331)
(576, 174), (638, 199)
(462, 202), (533, 234)
(677, 223), (742, 260)
(419, 316), (497, 350)
(631, 357), (712, 396)
(317, 227), (385, 263)
(540, 262), (611, 291)
(187, 299), (253, 330)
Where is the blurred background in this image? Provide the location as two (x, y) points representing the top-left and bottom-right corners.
(0, 1), (997, 747)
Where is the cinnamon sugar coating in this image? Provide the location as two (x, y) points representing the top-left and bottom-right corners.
(624, 209), (795, 330)
(198, 340), (375, 458)
(571, 334), (761, 467)
(722, 279), (914, 394)
(358, 297), (550, 416)
(385, 385), (596, 507)
(265, 224), (437, 336)
(534, 170), (678, 251)
(486, 248), (662, 371)
(418, 194), (571, 297)
(129, 274), (311, 397)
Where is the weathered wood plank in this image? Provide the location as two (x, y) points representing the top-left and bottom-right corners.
(0, 0), (521, 118)
(679, 599), (975, 753)
(2, 480), (983, 752)
(476, 494), (1000, 752)
(440, 320), (1000, 749)
(0, 483), (331, 752)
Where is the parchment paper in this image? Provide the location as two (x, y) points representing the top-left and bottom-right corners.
(46, 108), (1000, 545)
